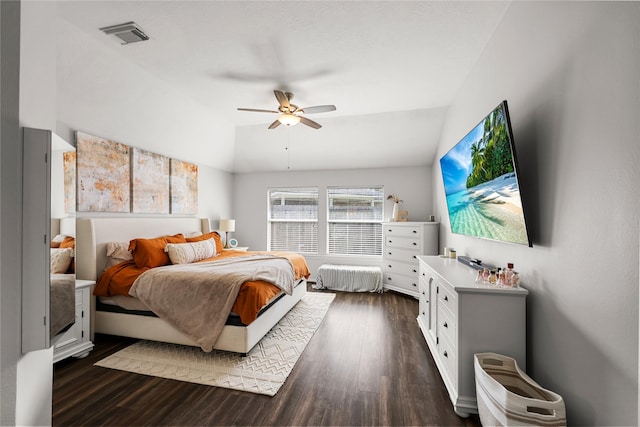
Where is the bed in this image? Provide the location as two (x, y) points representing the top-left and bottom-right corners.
(50, 218), (77, 338)
(75, 217), (309, 354)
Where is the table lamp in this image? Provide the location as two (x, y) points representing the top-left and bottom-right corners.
(219, 219), (235, 248)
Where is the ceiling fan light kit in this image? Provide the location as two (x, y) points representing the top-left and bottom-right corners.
(238, 90), (336, 130)
(278, 114), (301, 126)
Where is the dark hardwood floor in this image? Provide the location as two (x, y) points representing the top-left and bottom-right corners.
(53, 288), (482, 426)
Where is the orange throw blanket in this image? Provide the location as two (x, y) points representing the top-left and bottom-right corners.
(94, 250), (310, 325)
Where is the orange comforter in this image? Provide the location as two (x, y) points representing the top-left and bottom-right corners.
(94, 250), (310, 325)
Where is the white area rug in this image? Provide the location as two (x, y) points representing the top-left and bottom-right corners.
(94, 292), (335, 396)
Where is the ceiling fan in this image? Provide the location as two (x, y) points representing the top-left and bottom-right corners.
(238, 90), (336, 129)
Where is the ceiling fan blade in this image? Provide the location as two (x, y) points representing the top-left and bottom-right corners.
(299, 105), (336, 114)
(237, 108), (279, 113)
(300, 116), (322, 129)
(268, 119), (281, 129)
(274, 90), (290, 110)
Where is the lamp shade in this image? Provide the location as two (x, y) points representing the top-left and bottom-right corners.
(218, 219), (235, 232)
(278, 113), (301, 126)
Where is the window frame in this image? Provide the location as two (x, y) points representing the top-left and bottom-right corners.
(326, 186), (384, 257)
(267, 187), (319, 254)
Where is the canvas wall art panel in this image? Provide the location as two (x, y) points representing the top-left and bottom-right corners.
(132, 148), (170, 213)
(76, 132), (130, 212)
(170, 159), (198, 214)
(63, 151), (76, 213)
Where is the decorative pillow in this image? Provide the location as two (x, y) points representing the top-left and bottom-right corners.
(128, 234), (186, 268)
(59, 236), (75, 249)
(186, 231), (223, 254)
(51, 234), (68, 248)
(165, 238), (217, 265)
(184, 231), (203, 238)
(105, 242), (133, 269)
(51, 248), (74, 274)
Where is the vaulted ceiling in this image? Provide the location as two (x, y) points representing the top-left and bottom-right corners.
(56, 1), (510, 172)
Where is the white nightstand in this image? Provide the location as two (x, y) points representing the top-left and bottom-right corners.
(228, 247), (249, 251)
(53, 280), (95, 363)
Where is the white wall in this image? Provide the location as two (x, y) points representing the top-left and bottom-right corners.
(0, 2), (22, 424)
(234, 166), (433, 278)
(433, 3), (639, 425)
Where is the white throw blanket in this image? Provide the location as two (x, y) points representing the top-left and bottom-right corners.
(129, 255), (295, 352)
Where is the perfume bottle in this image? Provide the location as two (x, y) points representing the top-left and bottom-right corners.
(475, 269), (484, 284)
(488, 269), (497, 284)
(482, 268), (490, 283)
(512, 272), (520, 287)
(505, 263), (515, 286)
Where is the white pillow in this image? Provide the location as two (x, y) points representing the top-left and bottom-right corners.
(51, 248), (73, 274)
(165, 238), (216, 265)
(105, 242), (133, 269)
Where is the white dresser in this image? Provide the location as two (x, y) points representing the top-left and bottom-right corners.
(53, 280), (95, 363)
(417, 256), (528, 417)
(382, 222), (438, 298)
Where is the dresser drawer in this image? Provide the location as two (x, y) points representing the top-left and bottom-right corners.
(384, 260), (419, 277)
(383, 272), (418, 292)
(385, 235), (421, 250)
(438, 335), (458, 385)
(383, 225), (422, 237)
(384, 246), (420, 263)
(438, 302), (457, 349)
(438, 282), (458, 318)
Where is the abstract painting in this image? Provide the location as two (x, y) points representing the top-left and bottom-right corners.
(63, 151), (76, 213)
(170, 159), (198, 214)
(76, 132), (130, 212)
(132, 148), (170, 213)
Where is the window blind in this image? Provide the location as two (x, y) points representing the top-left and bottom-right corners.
(268, 188), (318, 253)
(327, 187), (384, 255)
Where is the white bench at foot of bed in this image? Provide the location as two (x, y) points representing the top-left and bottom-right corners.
(95, 281), (307, 354)
(314, 264), (383, 293)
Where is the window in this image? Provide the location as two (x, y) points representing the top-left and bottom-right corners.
(268, 188), (318, 254)
(327, 187), (384, 256)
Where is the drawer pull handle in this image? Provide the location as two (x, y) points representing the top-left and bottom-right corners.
(444, 296), (449, 302)
(422, 291), (425, 295)
(388, 252), (392, 255)
(412, 242), (417, 246)
(412, 269), (417, 273)
(443, 351), (448, 358)
(422, 311), (425, 316)
(412, 283), (417, 287)
(388, 265), (392, 268)
(422, 272), (426, 276)
(412, 230), (417, 233)
(413, 255), (417, 259)
(444, 322), (448, 328)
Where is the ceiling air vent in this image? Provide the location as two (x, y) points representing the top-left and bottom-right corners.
(99, 22), (149, 45)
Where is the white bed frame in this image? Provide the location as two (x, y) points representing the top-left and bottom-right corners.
(76, 217), (307, 354)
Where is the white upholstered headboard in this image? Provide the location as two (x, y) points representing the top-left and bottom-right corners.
(76, 217), (211, 281)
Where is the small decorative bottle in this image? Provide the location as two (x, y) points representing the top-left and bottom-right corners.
(475, 269), (484, 283)
(488, 269), (497, 284)
(482, 268), (490, 283)
(498, 268), (506, 287)
(511, 272), (520, 287)
(505, 263), (515, 287)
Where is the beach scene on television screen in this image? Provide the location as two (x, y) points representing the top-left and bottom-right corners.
(440, 104), (529, 245)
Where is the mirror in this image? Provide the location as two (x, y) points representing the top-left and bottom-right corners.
(50, 134), (76, 343)
(22, 128), (76, 352)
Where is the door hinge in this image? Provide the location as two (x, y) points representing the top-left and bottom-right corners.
(436, 337), (439, 345)
(81, 310), (84, 318)
(81, 330), (84, 338)
(44, 315), (47, 326)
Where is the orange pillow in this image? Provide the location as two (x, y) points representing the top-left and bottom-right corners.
(128, 234), (186, 268)
(59, 236), (75, 249)
(186, 231), (223, 254)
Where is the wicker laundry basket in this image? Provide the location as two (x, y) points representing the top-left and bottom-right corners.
(474, 353), (566, 426)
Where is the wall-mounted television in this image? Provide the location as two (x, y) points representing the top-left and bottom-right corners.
(440, 100), (532, 246)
